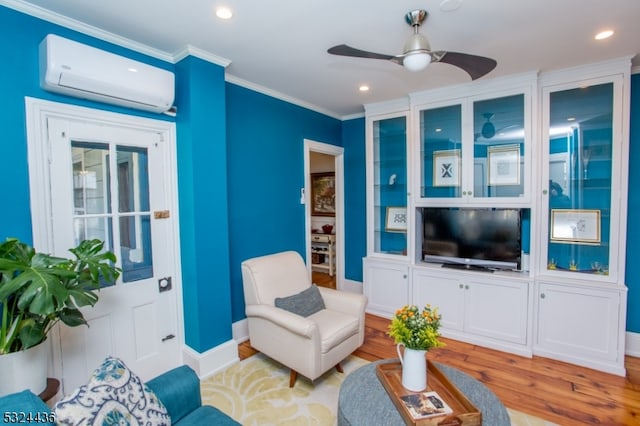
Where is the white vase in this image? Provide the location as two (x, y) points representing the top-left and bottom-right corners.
(397, 343), (427, 392)
(0, 340), (48, 397)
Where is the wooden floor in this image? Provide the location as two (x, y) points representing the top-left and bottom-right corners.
(312, 271), (336, 289)
(239, 313), (640, 425)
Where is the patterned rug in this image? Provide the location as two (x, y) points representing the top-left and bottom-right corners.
(200, 353), (557, 425)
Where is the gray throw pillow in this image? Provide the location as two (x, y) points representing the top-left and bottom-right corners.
(274, 284), (326, 317)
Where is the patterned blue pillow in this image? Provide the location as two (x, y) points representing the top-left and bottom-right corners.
(53, 356), (171, 425)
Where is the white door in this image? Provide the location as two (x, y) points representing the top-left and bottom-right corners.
(32, 109), (180, 393)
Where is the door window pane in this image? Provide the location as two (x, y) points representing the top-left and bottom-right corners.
(117, 146), (153, 282)
(71, 142), (153, 284)
(72, 143), (110, 215)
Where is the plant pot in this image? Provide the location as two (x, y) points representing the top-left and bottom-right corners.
(0, 340), (48, 397)
(397, 343), (427, 392)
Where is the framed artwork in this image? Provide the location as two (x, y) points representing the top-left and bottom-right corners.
(385, 206), (407, 232)
(311, 172), (335, 216)
(433, 150), (461, 187)
(550, 209), (601, 244)
(488, 144), (520, 186)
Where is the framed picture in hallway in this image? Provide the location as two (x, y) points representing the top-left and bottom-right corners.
(311, 172), (335, 216)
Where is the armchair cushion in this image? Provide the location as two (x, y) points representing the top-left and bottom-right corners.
(309, 309), (360, 353)
(275, 284), (325, 317)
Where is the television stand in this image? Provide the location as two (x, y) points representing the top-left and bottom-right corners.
(441, 263), (494, 272)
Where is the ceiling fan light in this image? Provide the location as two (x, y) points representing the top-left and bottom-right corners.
(403, 52), (431, 72)
(481, 121), (496, 139)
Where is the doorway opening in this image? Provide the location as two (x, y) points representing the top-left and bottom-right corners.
(304, 140), (344, 290)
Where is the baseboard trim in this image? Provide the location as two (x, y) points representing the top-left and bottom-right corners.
(626, 331), (640, 357)
(341, 279), (363, 294)
(233, 318), (249, 343)
(182, 339), (238, 380)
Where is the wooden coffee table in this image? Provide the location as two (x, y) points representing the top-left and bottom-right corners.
(337, 360), (510, 426)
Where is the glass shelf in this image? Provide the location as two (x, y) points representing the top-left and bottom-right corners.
(372, 115), (408, 257)
(545, 82), (614, 276)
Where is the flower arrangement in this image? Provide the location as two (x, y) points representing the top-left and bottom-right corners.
(387, 304), (444, 351)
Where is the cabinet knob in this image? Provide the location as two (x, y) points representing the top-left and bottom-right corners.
(540, 293), (546, 299)
(542, 189), (548, 195)
(465, 285), (470, 290)
(468, 191), (473, 196)
(459, 283), (464, 289)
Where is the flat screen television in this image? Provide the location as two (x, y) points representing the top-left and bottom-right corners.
(421, 207), (522, 271)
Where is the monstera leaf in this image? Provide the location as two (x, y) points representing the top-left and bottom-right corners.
(0, 238), (120, 354)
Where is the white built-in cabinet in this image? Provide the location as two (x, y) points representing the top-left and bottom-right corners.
(363, 258), (410, 318)
(412, 267), (532, 356)
(363, 58), (631, 376)
(535, 281), (625, 372)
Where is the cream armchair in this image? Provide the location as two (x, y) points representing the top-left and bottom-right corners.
(241, 251), (367, 386)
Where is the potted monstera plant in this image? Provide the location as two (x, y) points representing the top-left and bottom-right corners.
(0, 237), (120, 396)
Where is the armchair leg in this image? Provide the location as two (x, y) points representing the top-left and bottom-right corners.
(289, 370), (298, 387)
(335, 362), (344, 374)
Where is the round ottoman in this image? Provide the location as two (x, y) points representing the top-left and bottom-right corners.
(337, 360), (510, 426)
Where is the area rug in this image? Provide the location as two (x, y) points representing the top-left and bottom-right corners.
(201, 353), (557, 425)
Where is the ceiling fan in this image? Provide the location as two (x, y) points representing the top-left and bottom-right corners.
(327, 9), (497, 80)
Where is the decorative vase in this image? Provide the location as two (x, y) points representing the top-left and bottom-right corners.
(0, 340), (49, 397)
(396, 343), (427, 392)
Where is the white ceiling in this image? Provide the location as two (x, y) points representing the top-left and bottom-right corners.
(6, 0), (640, 119)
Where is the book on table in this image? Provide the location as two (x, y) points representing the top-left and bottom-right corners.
(376, 361), (482, 426)
(399, 391), (453, 420)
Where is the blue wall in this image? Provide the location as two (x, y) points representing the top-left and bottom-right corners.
(626, 73), (640, 333)
(343, 118), (367, 281)
(175, 56), (232, 351)
(225, 83), (343, 322)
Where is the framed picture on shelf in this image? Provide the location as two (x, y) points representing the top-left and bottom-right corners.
(550, 209), (601, 244)
(385, 206), (407, 232)
(310, 172), (335, 217)
(488, 144), (520, 186)
(433, 149), (461, 187)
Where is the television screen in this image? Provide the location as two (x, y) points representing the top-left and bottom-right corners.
(422, 208), (522, 271)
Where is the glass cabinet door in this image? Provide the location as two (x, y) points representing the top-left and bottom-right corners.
(473, 94), (525, 199)
(418, 93), (526, 202)
(545, 82), (614, 276)
(372, 115), (407, 256)
(420, 104), (463, 198)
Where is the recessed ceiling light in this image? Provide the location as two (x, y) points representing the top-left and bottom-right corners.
(359, 85), (370, 92)
(435, 128), (442, 133)
(216, 7), (233, 20)
(594, 30), (614, 40)
(439, 0), (463, 12)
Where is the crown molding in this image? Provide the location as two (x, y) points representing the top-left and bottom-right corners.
(225, 74), (341, 120)
(173, 45), (231, 68)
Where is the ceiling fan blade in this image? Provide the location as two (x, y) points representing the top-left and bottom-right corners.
(327, 44), (396, 61)
(435, 52), (497, 80)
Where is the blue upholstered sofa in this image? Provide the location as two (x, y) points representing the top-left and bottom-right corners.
(0, 365), (239, 425)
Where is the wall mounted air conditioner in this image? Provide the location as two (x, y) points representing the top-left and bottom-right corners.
(39, 34), (175, 113)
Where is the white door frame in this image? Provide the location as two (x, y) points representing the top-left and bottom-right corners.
(24, 97), (184, 380)
(303, 139), (346, 290)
